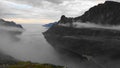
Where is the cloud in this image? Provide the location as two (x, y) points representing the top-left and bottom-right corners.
(0, 0), (33, 18)
(46, 0), (64, 4)
(0, 0), (107, 24)
(7, 0), (71, 5)
(6, 0), (43, 6)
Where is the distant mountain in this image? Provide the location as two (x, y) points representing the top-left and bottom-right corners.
(43, 22), (58, 28)
(0, 19), (23, 28)
(0, 19), (24, 35)
(0, 19), (23, 65)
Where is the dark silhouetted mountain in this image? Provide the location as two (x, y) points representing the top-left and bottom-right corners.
(79, 1), (120, 25)
(0, 19), (23, 28)
(59, 1), (120, 25)
(0, 19), (23, 35)
(43, 1), (120, 60)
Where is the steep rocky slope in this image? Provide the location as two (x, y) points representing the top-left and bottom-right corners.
(59, 1), (120, 25)
(43, 1), (120, 60)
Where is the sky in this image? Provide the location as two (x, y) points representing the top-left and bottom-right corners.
(0, 0), (119, 24)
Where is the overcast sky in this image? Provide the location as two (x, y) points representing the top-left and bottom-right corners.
(0, 0), (119, 24)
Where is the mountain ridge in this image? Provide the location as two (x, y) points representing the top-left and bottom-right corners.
(43, 1), (120, 60)
(59, 1), (120, 25)
(0, 19), (23, 28)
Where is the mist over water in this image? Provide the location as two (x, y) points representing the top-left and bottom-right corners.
(0, 24), (88, 68)
(2, 24), (62, 63)
(1, 24), (120, 68)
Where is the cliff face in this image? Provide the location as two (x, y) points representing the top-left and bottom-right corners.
(43, 1), (120, 60)
(44, 25), (120, 56)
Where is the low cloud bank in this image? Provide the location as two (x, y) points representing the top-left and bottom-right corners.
(59, 22), (120, 30)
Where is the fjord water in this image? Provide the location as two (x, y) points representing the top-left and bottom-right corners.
(0, 24), (107, 68)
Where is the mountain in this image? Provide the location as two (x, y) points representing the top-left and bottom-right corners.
(0, 19), (23, 35)
(0, 19), (23, 65)
(78, 1), (120, 25)
(43, 22), (58, 28)
(59, 1), (120, 25)
(43, 1), (120, 60)
(0, 19), (23, 28)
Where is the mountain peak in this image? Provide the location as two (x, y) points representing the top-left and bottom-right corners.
(105, 1), (120, 4)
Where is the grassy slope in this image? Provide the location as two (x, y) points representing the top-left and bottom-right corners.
(0, 61), (64, 68)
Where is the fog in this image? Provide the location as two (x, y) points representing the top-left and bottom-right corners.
(0, 24), (61, 63)
(0, 24), (85, 68)
(59, 22), (120, 30)
(0, 25), (23, 52)
(1, 24), (120, 68)
(74, 22), (120, 30)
